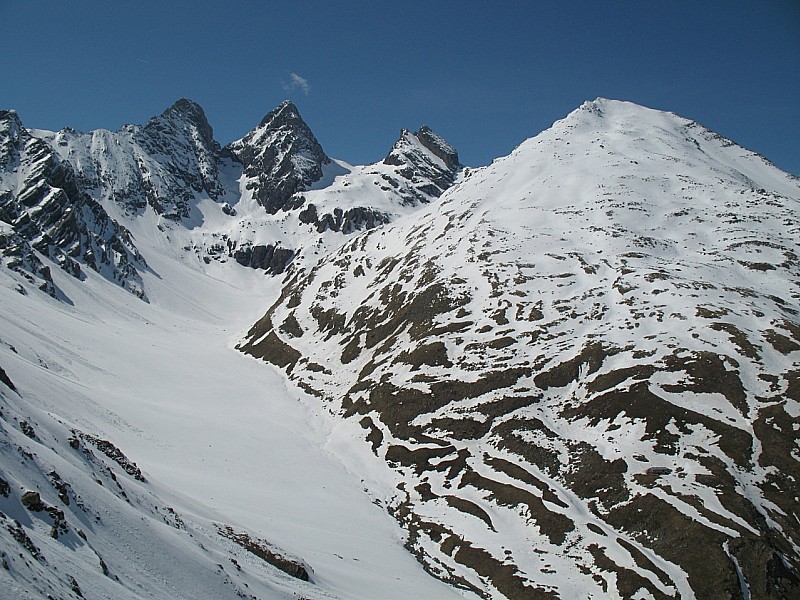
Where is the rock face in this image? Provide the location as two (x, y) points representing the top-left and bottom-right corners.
(288, 124), (461, 240)
(0, 110), (147, 299)
(225, 100), (330, 214)
(241, 99), (800, 600)
(299, 203), (392, 234)
(233, 243), (295, 274)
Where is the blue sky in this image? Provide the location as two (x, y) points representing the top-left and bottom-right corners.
(2, 1), (798, 173)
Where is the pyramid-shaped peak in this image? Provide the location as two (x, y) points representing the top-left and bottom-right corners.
(150, 98), (215, 146)
(160, 98), (211, 126)
(385, 125), (460, 172)
(165, 97), (205, 115)
(225, 100), (329, 214)
(257, 99), (306, 129)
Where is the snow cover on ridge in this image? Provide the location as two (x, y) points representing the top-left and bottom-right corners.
(243, 98), (800, 599)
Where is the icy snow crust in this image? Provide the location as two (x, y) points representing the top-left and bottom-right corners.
(243, 99), (800, 599)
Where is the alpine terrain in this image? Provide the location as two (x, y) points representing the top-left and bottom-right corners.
(0, 97), (798, 600)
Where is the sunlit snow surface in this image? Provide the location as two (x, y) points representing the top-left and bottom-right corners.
(0, 225), (466, 598)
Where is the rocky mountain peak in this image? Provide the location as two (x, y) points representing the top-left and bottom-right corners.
(0, 109), (24, 133)
(0, 109), (28, 169)
(145, 98), (218, 152)
(258, 99), (302, 128)
(154, 98), (216, 148)
(225, 101), (330, 214)
(382, 125), (461, 201)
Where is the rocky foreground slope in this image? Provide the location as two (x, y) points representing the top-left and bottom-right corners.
(242, 99), (800, 599)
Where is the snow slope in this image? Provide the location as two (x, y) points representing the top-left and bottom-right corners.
(0, 225), (469, 599)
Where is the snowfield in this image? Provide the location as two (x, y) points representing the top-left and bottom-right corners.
(0, 228), (468, 599)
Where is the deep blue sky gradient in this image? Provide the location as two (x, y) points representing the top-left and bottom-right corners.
(2, 1), (798, 173)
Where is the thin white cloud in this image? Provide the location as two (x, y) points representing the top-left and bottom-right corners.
(283, 72), (310, 95)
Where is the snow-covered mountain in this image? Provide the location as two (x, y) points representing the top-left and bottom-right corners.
(1, 97), (798, 600)
(0, 110), (147, 300)
(241, 99), (800, 599)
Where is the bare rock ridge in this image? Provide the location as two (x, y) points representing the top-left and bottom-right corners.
(241, 98), (800, 600)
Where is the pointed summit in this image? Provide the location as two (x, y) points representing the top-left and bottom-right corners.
(225, 100), (330, 214)
(147, 98), (216, 149)
(0, 109), (29, 169)
(257, 99), (303, 129)
(383, 125), (461, 201)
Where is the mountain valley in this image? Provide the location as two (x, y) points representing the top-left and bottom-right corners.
(0, 97), (798, 600)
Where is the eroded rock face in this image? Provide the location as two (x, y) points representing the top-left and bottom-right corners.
(242, 99), (800, 599)
(383, 126), (461, 204)
(233, 244), (295, 274)
(298, 203), (392, 234)
(47, 99), (226, 221)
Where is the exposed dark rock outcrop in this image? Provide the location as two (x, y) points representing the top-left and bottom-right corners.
(299, 203), (392, 234)
(233, 243), (294, 274)
(0, 365), (14, 392)
(0, 110), (147, 299)
(217, 524), (310, 581)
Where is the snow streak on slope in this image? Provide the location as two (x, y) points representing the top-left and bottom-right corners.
(242, 99), (800, 599)
(0, 232), (470, 599)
